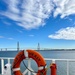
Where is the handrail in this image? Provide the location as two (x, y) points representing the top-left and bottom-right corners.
(0, 57), (75, 75)
(45, 58), (75, 61)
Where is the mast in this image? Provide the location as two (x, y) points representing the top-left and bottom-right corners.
(17, 41), (20, 51)
(37, 43), (40, 51)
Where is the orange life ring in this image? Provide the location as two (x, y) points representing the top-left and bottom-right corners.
(12, 49), (47, 75)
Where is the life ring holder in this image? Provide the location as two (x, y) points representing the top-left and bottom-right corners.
(12, 49), (47, 75)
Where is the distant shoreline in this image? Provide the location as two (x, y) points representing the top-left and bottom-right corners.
(0, 49), (75, 51)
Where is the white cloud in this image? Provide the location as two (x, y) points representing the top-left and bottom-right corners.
(0, 36), (4, 38)
(3, 21), (11, 26)
(0, 0), (53, 29)
(7, 38), (14, 40)
(0, 36), (14, 40)
(16, 29), (23, 33)
(74, 22), (75, 25)
(53, 0), (75, 18)
(0, 0), (75, 29)
(29, 35), (34, 37)
(48, 27), (75, 40)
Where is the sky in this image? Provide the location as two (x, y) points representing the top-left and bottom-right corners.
(0, 0), (75, 49)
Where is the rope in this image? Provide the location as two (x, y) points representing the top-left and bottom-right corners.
(40, 65), (50, 75)
(22, 60), (50, 75)
(22, 60), (38, 73)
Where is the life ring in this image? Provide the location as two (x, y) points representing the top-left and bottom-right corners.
(12, 49), (47, 75)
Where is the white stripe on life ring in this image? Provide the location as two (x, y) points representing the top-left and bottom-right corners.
(24, 50), (28, 58)
(13, 68), (20, 72)
(38, 65), (47, 70)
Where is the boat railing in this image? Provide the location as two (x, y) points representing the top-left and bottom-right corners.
(0, 57), (75, 75)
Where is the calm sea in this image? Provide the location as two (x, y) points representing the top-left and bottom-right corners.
(0, 50), (75, 75)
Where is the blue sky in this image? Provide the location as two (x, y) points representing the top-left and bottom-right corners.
(0, 0), (75, 49)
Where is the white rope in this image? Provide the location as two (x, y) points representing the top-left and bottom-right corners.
(38, 65), (47, 70)
(13, 68), (20, 71)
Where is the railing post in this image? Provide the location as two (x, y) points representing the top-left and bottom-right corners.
(67, 60), (69, 75)
(8, 58), (10, 64)
(1, 59), (4, 74)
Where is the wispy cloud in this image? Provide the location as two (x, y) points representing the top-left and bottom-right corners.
(29, 35), (34, 37)
(0, 36), (4, 38)
(53, 0), (75, 18)
(7, 38), (14, 40)
(3, 21), (11, 26)
(0, 0), (53, 29)
(48, 27), (75, 40)
(74, 22), (75, 25)
(0, 0), (75, 29)
(16, 29), (23, 33)
(0, 35), (14, 40)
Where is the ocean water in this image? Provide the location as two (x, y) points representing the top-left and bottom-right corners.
(0, 50), (75, 75)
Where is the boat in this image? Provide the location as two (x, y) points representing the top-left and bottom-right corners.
(0, 49), (75, 75)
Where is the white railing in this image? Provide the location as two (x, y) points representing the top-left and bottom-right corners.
(45, 58), (75, 75)
(0, 57), (75, 75)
